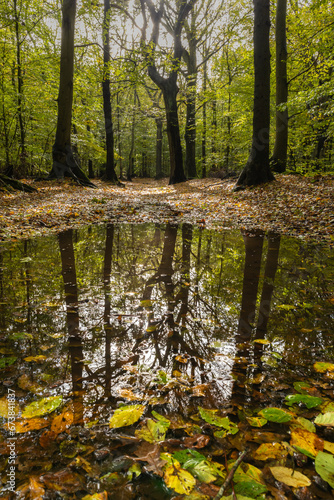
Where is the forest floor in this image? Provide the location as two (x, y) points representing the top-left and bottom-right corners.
(0, 173), (333, 243)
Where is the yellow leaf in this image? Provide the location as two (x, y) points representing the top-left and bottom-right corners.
(253, 443), (288, 461)
(270, 466), (311, 487)
(175, 355), (189, 363)
(51, 409), (74, 434)
(290, 428), (324, 458)
(163, 460), (196, 495)
(24, 355), (47, 363)
(324, 441), (334, 454)
(109, 404), (145, 429)
(0, 396), (19, 419)
(118, 389), (144, 401)
(7, 417), (49, 433)
(82, 493), (108, 500)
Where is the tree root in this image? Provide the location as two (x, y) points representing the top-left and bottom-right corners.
(0, 174), (37, 193)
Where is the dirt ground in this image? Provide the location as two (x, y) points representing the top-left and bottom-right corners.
(0, 174), (333, 243)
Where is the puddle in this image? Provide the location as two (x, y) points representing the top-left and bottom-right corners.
(0, 223), (334, 498)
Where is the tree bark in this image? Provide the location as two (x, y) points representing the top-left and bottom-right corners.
(155, 117), (163, 179)
(235, 0), (274, 188)
(14, 0), (26, 175)
(140, 0), (194, 185)
(201, 57), (207, 178)
(184, 12), (197, 179)
(102, 0), (118, 183)
(49, 0), (95, 187)
(271, 0), (288, 173)
(160, 78), (186, 184)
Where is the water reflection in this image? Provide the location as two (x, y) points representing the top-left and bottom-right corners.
(0, 223), (334, 493)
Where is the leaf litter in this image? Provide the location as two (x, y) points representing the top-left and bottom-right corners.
(0, 175), (333, 243)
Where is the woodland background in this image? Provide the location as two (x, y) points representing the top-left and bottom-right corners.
(0, 0), (333, 184)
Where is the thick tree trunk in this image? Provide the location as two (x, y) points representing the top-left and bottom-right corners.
(237, 230), (264, 340)
(235, 0), (274, 188)
(271, 0), (288, 173)
(14, 0), (26, 175)
(161, 78), (186, 185)
(102, 0), (118, 183)
(49, 0), (95, 187)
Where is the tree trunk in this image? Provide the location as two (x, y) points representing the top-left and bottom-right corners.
(14, 0), (26, 175)
(155, 117), (163, 179)
(237, 230), (264, 340)
(184, 19), (197, 179)
(49, 0), (95, 187)
(235, 0), (274, 188)
(127, 89), (136, 181)
(271, 0), (288, 173)
(201, 58), (207, 178)
(102, 0), (118, 183)
(116, 92), (123, 179)
(160, 78), (186, 185)
(58, 229), (84, 424)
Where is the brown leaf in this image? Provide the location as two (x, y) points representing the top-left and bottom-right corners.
(183, 434), (210, 449)
(41, 470), (85, 493)
(133, 442), (166, 477)
(39, 430), (57, 449)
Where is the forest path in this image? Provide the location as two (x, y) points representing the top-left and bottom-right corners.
(0, 175), (333, 242)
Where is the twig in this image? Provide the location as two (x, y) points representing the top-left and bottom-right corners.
(213, 449), (249, 500)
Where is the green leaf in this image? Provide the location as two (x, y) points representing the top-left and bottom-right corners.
(135, 418), (169, 443)
(234, 481), (268, 498)
(21, 395), (62, 418)
(285, 394), (323, 409)
(246, 416), (267, 427)
(234, 463), (267, 497)
(186, 460), (218, 483)
(315, 452), (334, 487)
(140, 300), (152, 308)
(0, 356), (17, 369)
(291, 416), (316, 433)
(151, 411), (170, 423)
(109, 404), (145, 428)
(315, 412), (334, 427)
(258, 407), (292, 423)
(293, 381), (311, 394)
(198, 407), (239, 433)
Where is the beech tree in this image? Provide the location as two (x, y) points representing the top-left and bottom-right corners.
(48, 0), (94, 187)
(140, 0), (196, 185)
(102, 0), (119, 183)
(271, 0), (288, 173)
(235, 0), (274, 188)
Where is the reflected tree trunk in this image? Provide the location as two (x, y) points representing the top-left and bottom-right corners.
(103, 224), (114, 397)
(255, 233), (281, 337)
(59, 229), (84, 424)
(237, 230), (264, 340)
